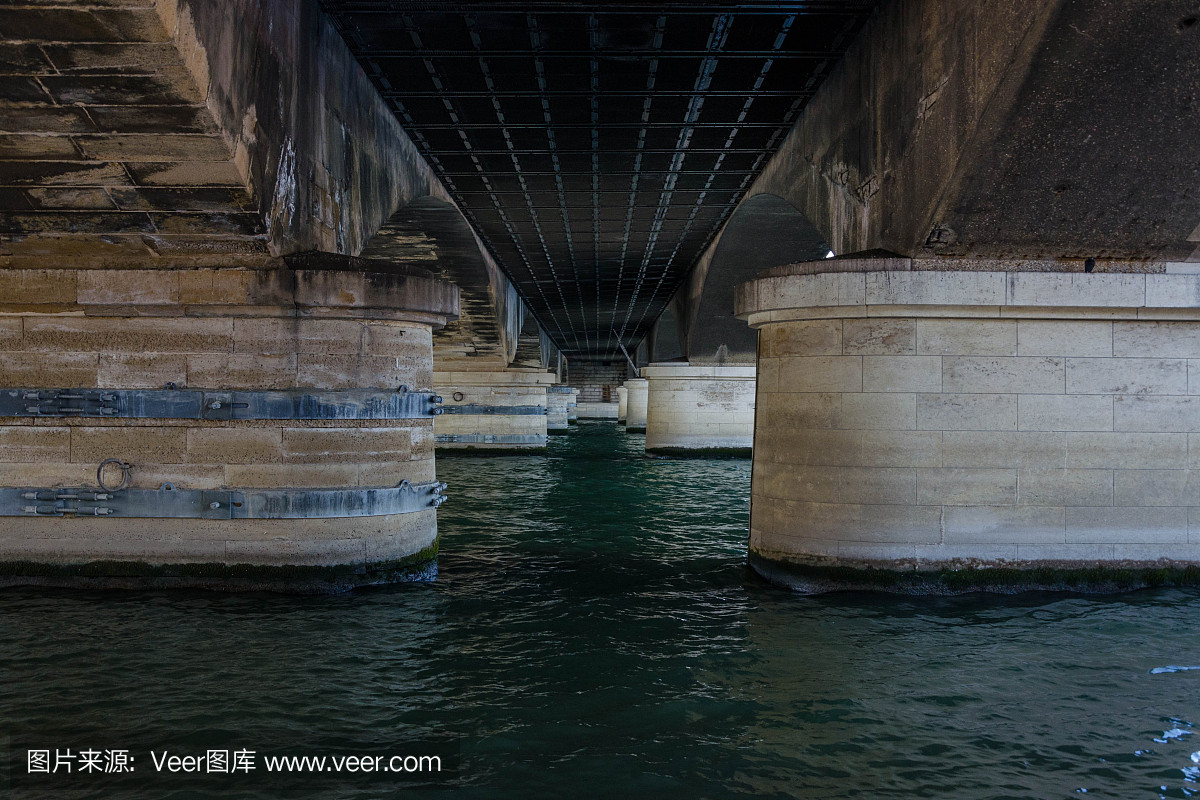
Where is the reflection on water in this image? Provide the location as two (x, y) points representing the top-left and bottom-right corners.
(3, 422), (1200, 799)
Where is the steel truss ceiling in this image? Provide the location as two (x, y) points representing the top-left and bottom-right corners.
(322, 1), (877, 358)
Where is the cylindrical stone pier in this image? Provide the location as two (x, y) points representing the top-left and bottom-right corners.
(547, 386), (572, 433)
(0, 264), (458, 592)
(567, 388), (580, 423)
(617, 386), (628, 423)
(643, 363), (755, 456)
(624, 378), (648, 433)
(737, 259), (1200, 593)
(433, 368), (552, 452)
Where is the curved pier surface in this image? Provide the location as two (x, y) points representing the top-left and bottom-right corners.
(0, 267), (457, 592)
(623, 378), (649, 433)
(737, 262), (1200, 591)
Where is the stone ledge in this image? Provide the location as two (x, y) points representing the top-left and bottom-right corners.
(737, 270), (1200, 324)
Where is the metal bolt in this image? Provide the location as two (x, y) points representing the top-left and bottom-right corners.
(209, 502), (221, 510)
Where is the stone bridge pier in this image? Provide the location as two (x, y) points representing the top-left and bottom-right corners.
(725, 0), (1200, 590)
(0, 0), (470, 589)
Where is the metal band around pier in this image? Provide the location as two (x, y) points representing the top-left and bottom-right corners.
(1, 481), (447, 519)
(434, 433), (546, 445)
(0, 388), (443, 420)
(436, 404), (546, 416)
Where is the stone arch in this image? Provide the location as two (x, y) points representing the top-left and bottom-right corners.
(361, 195), (524, 365)
(682, 194), (831, 363)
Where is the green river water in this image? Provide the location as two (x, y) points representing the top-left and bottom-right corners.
(3, 421), (1200, 798)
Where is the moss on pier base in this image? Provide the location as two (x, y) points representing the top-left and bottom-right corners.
(646, 446), (751, 459)
(0, 539), (440, 595)
(749, 551), (1200, 596)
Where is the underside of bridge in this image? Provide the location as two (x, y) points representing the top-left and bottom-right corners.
(321, 0), (876, 359)
(5, 0), (1200, 592)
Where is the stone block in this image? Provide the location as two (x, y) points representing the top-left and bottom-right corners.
(233, 318), (363, 355)
(1017, 320), (1113, 357)
(224, 463), (360, 489)
(282, 427), (414, 464)
(0, 269), (76, 305)
(858, 430), (942, 467)
(916, 319), (1016, 356)
(71, 425), (187, 464)
(761, 498), (941, 544)
(0, 351), (98, 386)
(1146, 275), (1200, 308)
(359, 457), (436, 486)
(1114, 396), (1200, 432)
(0, 319), (21, 348)
(186, 354), (296, 389)
(1114, 321), (1200, 357)
(760, 320), (841, 357)
(942, 506), (1066, 544)
(758, 429), (862, 466)
(839, 466), (916, 504)
(187, 427), (282, 465)
(1018, 468), (1113, 506)
(914, 544), (1020, 564)
(1112, 469), (1198, 507)
(917, 393), (1017, 431)
(1066, 358), (1187, 395)
(943, 356), (1064, 394)
(862, 356), (941, 392)
(1007, 273), (1145, 307)
(1065, 507), (1187, 543)
(834, 393), (915, 430)
(1014, 543), (1114, 561)
(298, 355), (423, 390)
(916, 468), (1016, 505)
(755, 391), (838, 429)
(777, 356), (862, 393)
(757, 358), (780, 393)
(942, 431), (1065, 468)
(1069, 432), (1187, 469)
(1018, 395), (1113, 431)
(179, 269), (250, 305)
(0, 462), (95, 487)
(865, 271), (1005, 305)
(98, 353), (187, 388)
(23, 316), (233, 353)
(364, 323), (429, 356)
(77, 269), (179, 305)
(842, 318), (915, 355)
(0, 426), (70, 463)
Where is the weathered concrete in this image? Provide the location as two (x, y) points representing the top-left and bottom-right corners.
(739, 0), (1200, 263)
(738, 257), (1200, 592)
(617, 387), (628, 424)
(643, 364), (755, 456)
(624, 379), (648, 434)
(433, 368), (553, 452)
(0, 260), (458, 591)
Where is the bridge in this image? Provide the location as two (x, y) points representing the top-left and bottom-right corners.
(1, 0), (1198, 592)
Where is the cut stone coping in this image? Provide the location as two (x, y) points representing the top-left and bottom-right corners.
(737, 269), (1200, 325)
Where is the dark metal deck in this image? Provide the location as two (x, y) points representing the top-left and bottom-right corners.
(322, 1), (876, 358)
